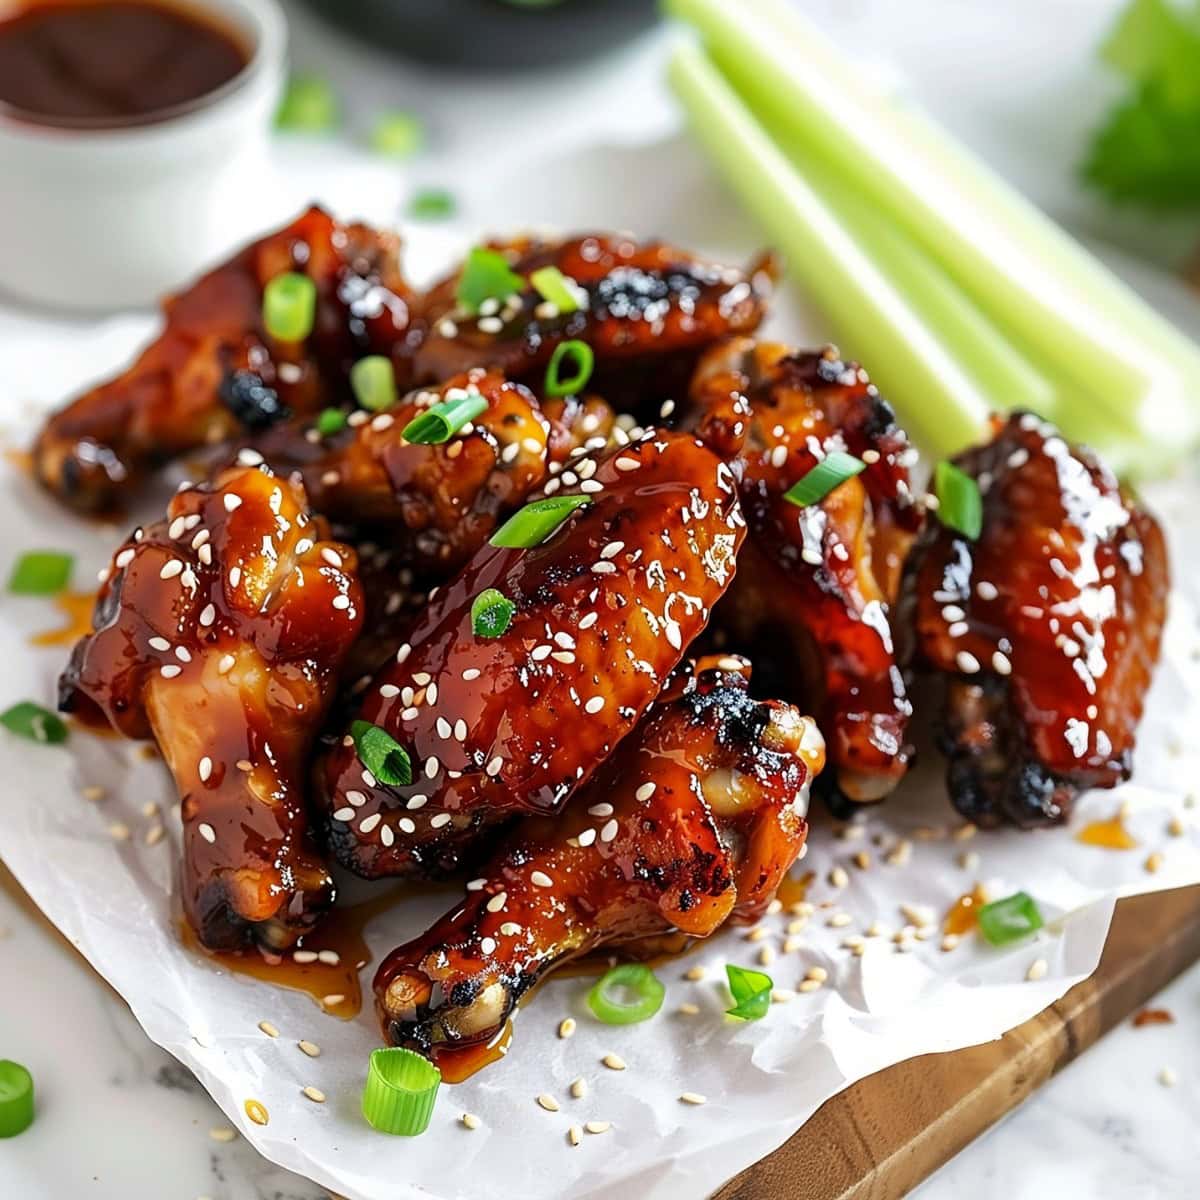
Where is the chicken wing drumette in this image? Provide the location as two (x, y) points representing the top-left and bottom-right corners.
(413, 233), (774, 400)
(374, 656), (825, 1072)
(34, 206), (415, 512)
(689, 339), (923, 806)
(59, 466), (363, 950)
(906, 412), (1168, 828)
(317, 430), (746, 879)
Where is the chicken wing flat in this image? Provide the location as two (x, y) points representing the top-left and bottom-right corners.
(690, 338), (923, 805)
(907, 412), (1169, 828)
(59, 466), (363, 950)
(317, 429), (746, 879)
(374, 656), (824, 1071)
(413, 233), (774, 396)
(34, 206), (415, 512)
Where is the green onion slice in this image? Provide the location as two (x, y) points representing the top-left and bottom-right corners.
(275, 75), (339, 132)
(725, 963), (773, 1021)
(9, 550), (73, 596)
(783, 451), (866, 508)
(934, 460), (984, 540)
(351, 356), (398, 413)
(0, 1060), (34, 1138)
(369, 110), (425, 159)
(471, 588), (515, 638)
(588, 963), (665, 1025)
(402, 390), (488, 445)
(408, 188), (455, 221)
(351, 720), (412, 787)
(262, 272), (317, 343)
(1, 702), (67, 745)
(489, 495), (592, 549)
(977, 891), (1044, 947)
(316, 408), (348, 437)
(530, 266), (582, 314)
(456, 247), (525, 314)
(361, 1047), (440, 1136)
(544, 340), (595, 397)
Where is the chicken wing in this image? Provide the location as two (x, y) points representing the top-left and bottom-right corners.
(59, 466), (363, 950)
(317, 429), (746, 879)
(374, 656), (824, 1072)
(34, 206), (415, 512)
(689, 339), (923, 806)
(906, 412), (1169, 828)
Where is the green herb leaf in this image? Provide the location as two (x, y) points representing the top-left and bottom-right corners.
(725, 963), (772, 1021)
(351, 720), (412, 787)
(361, 1047), (440, 1136)
(587, 964), (665, 1025)
(470, 588), (516, 638)
(1, 702), (68, 745)
(529, 266), (582, 315)
(977, 891), (1044, 947)
(9, 550), (73, 595)
(369, 111), (425, 160)
(402, 389), (488, 445)
(543, 340), (594, 397)
(489, 495), (592, 549)
(934, 460), (984, 540)
(262, 272), (317, 342)
(456, 248), (525, 315)
(408, 188), (456, 221)
(782, 451), (866, 508)
(0, 1059), (35, 1138)
(275, 75), (340, 132)
(350, 356), (398, 413)
(316, 408), (348, 437)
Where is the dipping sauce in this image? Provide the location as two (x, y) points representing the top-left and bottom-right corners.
(0, 1), (248, 127)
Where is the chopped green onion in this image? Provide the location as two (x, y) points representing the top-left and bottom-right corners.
(316, 408), (348, 437)
(262, 272), (317, 343)
(369, 110), (425, 160)
(0, 702), (67, 745)
(977, 891), (1044, 947)
(0, 1060), (34, 1138)
(456, 247), (526, 314)
(782, 451), (866, 508)
(934, 460), (984, 540)
(471, 588), (516, 639)
(544, 340), (595, 397)
(274, 74), (339, 132)
(489, 495), (592, 549)
(351, 356), (398, 413)
(587, 964), (665, 1025)
(361, 1047), (440, 1136)
(402, 390), (488, 445)
(350, 720), (412, 787)
(530, 266), (582, 315)
(408, 188), (456, 221)
(725, 963), (773, 1021)
(9, 550), (73, 595)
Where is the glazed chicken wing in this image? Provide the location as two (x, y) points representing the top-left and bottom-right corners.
(59, 466), (363, 950)
(34, 206), (415, 512)
(690, 339), (923, 806)
(374, 656), (824, 1071)
(317, 429), (746, 879)
(906, 412), (1169, 828)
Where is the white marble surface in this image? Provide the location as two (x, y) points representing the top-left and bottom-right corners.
(3, 1), (1200, 1197)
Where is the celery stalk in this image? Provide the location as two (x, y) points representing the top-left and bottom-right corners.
(667, 42), (991, 456)
(667, 0), (1200, 464)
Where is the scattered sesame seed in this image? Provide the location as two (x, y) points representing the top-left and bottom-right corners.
(218, 654), (236, 675)
(209, 1127), (237, 1143)
(223, 494), (242, 513)
(429, 813), (451, 830)
(531, 870), (554, 888)
(1158, 1066), (1177, 1087)
(258, 1021), (279, 1038)
(467, 878), (487, 891)
(635, 782), (656, 802)
(108, 822), (131, 841)
(805, 966), (828, 983)
(1026, 958), (1049, 982)
(487, 891), (508, 913)
(955, 650), (981, 674)
(941, 934), (960, 952)
(678, 1002), (700, 1015)
(197, 823), (216, 844)
(585, 1121), (611, 1135)
(798, 979), (823, 993)
(601, 1053), (626, 1071)
(684, 965), (706, 981)
(198, 756), (213, 783)
(569, 1076), (587, 1099)
(558, 1017), (576, 1039)
(145, 823), (165, 847)
(679, 1092), (707, 1106)
(829, 866), (849, 888)
(537, 1094), (560, 1112)
(599, 819), (619, 843)
(1145, 851), (1164, 874)
(302, 1086), (326, 1104)
(588, 803), (614, 817)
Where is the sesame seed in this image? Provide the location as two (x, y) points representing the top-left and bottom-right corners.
(293, 950), (318, 964)
(601, 1053), (626, 1071)
(829, 866), (849, 888)
(467, 878), (487, 891)
(82, 786), (106, 802)
(480, 937), (497, 955)
(198, 823), (216, 844)
(578, 828), (597, 847)
(679, 1092), (706, 1106)
(615, 456), (640, 471)
(407, 795), (428, 810)
(559, 1017), (576, 1039)
(487, 891), (507, 912)
(208, 1127), (237, 1143)
(531, 870), (553, 888)
(1159, 1066), (1177, 1087)
(599, 818), (619, 843)
(684, 966), (705, 981)
(317, 951), (339, 966)
(852, 851), (871, 871)
(500, 921), (522, 936)
(678, 1002), (700, 1015)
(588, 803), (614, 817)
(145, 823), (165, 847)
(635, 782), (656, 802)
(585, 1121), (611, 1134)
(798, 979), (823, 993)
(992, 650), (1013, 675)
(1026, 958), (1048, 982)
(198, 756), (213, 783)
(463, 667), (481, 681)
(115, 548), (136, 569)
(429, 813), (451, 829)
(302, 1086), (326, 1104)
(769, 444), (788, 469)
(159, 560), (183, 580)
(395, 820), (413, 837)
(223, 494), (242, 512)
(321, 995), (344, 1007)
(941, 935), (960, 952)
(437, 717), (452, 738)
(591, 561), (616, 575)
(1145, 851), (1164, 874)
(537, 1094), (560, 1112)
(108, 822), (130, 841)
(380, 684), (400, 699)
(218, 654), (235, 675)
(454, 719), (467, 741)
(258, 1021), (279, 1038)
(332, 594), (350, 610)
(228, 566), (241, 589)
(425, 755), (440, 778)
(900, 902), (935, 928)
(359, 814), (381, 834)
(956, 650), (981, 674)
(758, 946), (775, 966)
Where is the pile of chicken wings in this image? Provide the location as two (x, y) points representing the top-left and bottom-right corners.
(40, 208), (1168, 1071)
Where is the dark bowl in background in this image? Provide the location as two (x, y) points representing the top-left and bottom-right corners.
(303, 0), (660, 69)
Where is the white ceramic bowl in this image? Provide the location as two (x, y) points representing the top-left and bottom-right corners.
(0, 0), (286, 312)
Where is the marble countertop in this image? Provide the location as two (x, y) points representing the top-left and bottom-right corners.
(4, 2), (1200, 1197)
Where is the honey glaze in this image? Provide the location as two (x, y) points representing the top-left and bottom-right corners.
(1076, 815), (1139, 850)
(943, 883), (989, 935)
(436, 1020), (514, 1084)
(30, 589), (95, 647)
(775, 869), (814, 909)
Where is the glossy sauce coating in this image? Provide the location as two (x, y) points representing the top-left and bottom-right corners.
(60, 466), (363, 949)
(908, 412), (1168, 828)
(374, 658), (824, 1070)
(690, 339), (923, 804)
(34, 206), (415, 512)
(318, 430), (747, 879)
